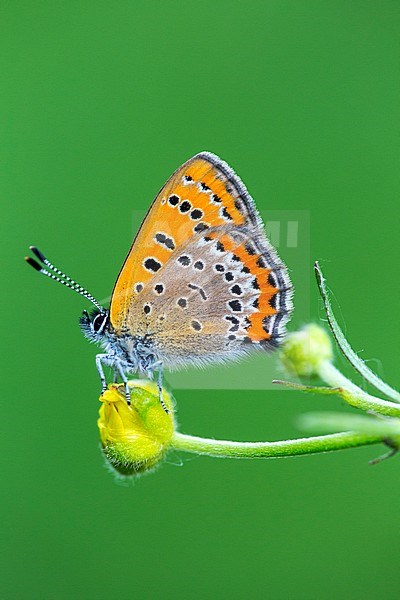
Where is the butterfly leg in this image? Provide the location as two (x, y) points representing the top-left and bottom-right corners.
(148, 361), (169, 414)
(95, 354), (108, 395)
(115, 361), (131, 406)
(158, 371), (169, 414)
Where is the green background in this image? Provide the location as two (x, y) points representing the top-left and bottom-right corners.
(2, 1), (399, 599)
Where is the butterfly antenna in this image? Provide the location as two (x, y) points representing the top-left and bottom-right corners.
(25, 246), (104, 312)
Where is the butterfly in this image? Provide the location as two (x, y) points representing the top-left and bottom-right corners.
(26, 152), (293, 411)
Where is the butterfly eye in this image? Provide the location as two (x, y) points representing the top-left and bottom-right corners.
(92, 313), (107, 333)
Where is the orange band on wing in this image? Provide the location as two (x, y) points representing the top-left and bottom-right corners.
(216, 233), (278, 341)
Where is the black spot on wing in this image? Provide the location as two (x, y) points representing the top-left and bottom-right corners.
(221, 206), (233, 221)
(144, 258), (162, 272)
(188, 283), (208, 301)
(190, 209), (203, 220)
(155, 232), (175, 250)
(231, 284), (242, 296)
(178, 255), (191, 267)
(268, 272), (277, 287)
(168, 194), (179, 206)
(179, 200), (191, 213)
(245, 242), (256, 255)
(177, 298), (187, 308)
(269, 293), (278, 309)
(228, 299), (242, 312)
(191, 320), (202, 331)
(194, 222), (209, 233)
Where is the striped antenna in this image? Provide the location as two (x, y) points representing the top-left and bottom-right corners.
(25, 246), (104, 312)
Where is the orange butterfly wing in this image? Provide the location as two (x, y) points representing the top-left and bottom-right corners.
(110, 152), (262, 328)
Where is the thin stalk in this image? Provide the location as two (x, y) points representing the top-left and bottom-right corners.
(170, 431), (382, 459)
(299, 412), (400, 437)
(317, 361), (400, 418)
(315, 261), (400, 402)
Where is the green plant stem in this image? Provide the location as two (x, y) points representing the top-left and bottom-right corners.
(317, 360), (400, 418)
(299, 412), (400, 437)
(170, 431), (381, 459)
(315, 261), (400, 403)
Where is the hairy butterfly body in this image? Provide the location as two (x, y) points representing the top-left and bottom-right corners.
(26, 152), (293, 410)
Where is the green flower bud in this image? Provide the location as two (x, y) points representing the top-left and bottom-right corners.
(280, 324), (333, 377)
(98, 381), (175, 477)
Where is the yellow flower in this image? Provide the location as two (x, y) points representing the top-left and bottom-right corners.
(98, 380), (175, 477)
(280, 324), (333, 378)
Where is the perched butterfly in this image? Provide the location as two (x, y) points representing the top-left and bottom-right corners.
(26, 152), (293, 411)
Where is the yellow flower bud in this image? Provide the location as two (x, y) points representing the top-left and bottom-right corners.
(280, 324), (333, 378)
(98, 380), (175, 477)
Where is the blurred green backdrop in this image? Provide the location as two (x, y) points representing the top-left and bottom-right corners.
(2, 1), (399, 599)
